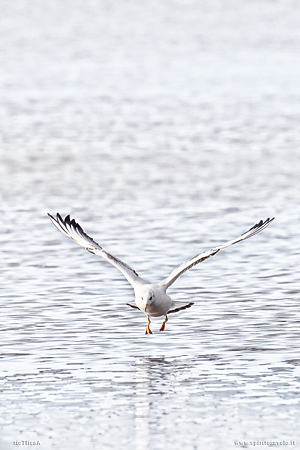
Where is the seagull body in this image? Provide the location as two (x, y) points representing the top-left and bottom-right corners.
(48, 213), (274, 334)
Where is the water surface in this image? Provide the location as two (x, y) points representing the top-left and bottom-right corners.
(0, 1), (300, 449)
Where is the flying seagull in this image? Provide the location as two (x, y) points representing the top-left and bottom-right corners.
(48, 213), (274, 334)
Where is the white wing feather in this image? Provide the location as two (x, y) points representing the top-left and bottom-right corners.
(48, 213), (149, 288)
(159, 218), (274, 289)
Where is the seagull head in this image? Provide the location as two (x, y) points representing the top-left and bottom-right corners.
(142, 289), (155, 312)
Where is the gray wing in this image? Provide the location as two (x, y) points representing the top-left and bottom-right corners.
(168, 301), (194, 314)
(159, 218), (274, 289)
(48, 213), (149, 288)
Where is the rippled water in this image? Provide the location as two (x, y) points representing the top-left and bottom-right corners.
(1, 1), (300, 449)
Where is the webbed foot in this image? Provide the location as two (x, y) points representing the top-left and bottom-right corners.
(145, 325), (152, 334)
(145, 316), (152, 334)
(159, 315), (168, 332)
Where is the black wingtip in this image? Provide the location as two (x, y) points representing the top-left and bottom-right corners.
(242, 217), (274, 236)
(65, 214), (71, 225)
(248, 218), (264, 232)
(56, 212), (64, 223)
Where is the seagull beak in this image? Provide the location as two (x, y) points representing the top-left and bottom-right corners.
(145, 303), (148, 312)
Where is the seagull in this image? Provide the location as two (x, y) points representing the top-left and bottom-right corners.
(48, 213), (274, 334)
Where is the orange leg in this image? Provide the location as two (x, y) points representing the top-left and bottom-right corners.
(159, 315), (168, 332)
(145, 316), (152, 334)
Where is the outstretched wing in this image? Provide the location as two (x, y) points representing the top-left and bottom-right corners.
(159, 218), (274, 289)
(168, 301), (194, 314)
(48, 213), (149, 288)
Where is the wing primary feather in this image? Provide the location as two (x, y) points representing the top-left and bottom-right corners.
(48, 213), (147, 287)
(160, 217), (274, 289)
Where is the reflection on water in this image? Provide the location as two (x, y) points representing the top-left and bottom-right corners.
(1, 0), (300, 448)
(134, 360), (151, 450)
(0, 287), (300, 450)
